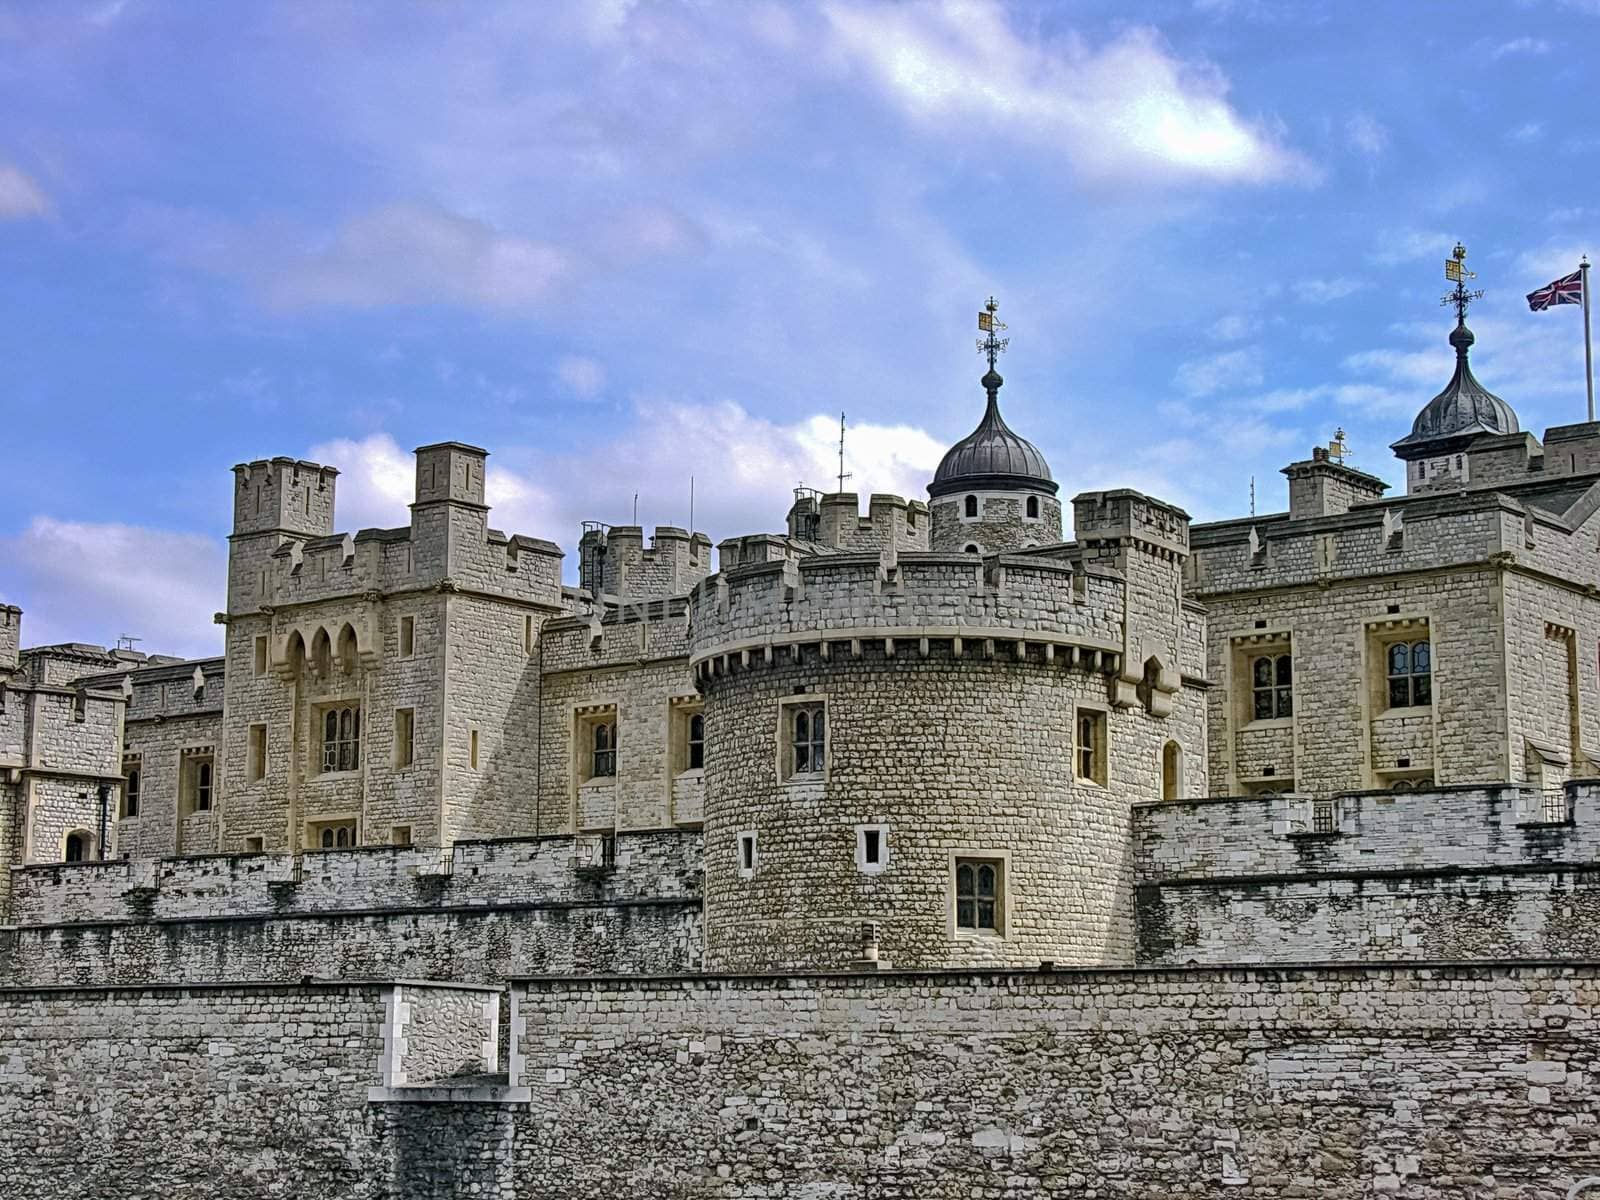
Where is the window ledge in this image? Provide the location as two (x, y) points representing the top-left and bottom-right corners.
(1374, 706), (1431, 721)
(674, 767), (704, 781)
(954, 928), (1006, 941)
(1243, 717), (1293, 730)
(313, 769), (362, 781)
(1073, 776), (1107, 789)
(579, 777), (616, 790)
(783, 772), (826, 787)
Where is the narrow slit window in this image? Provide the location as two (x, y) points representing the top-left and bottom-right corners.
(688, 712), (705, 770)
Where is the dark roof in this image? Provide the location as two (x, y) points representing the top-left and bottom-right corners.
(1391, 322), (1519, 456)
(929, 371), (1057, 498)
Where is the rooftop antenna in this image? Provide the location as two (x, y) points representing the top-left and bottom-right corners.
(116, 635), (141, 652)
(837, 411), (852, 494)
(632, 492), (639, 525)
(688, 476), (695, 534)
(1249, 476), (1256, 517)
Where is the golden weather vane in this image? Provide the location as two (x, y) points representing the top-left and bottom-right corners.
(1442, 241), (1484, 323)
(976, 295), (1009, 370)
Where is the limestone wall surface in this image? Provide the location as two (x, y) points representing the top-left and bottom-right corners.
(0, 981), (391, 1200)
(1138, 865), (1600, 964)
(8, 829), (702, 925)
(492, 963), (1600, 1200)
(1133, 781), (1600, 883)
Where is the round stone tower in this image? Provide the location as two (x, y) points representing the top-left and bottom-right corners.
(687, 534), (1200, 973)
(928, 368), (1061, 553)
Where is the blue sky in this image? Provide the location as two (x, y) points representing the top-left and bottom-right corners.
(1, 0), (1595, 656)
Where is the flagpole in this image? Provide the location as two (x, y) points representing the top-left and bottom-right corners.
(1583, 255), (1594, 423)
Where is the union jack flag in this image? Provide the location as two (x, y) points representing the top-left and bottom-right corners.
(1527, 269), (1584, 311)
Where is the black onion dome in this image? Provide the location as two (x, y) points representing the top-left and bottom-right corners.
(1391, 321), (1519, 454)
(929, 372), (1057, 498)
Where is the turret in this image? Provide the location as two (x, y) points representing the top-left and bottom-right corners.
(1282, 445), (1388, 520)
(231, 457), (338, 538)
(0, 605), (20, 677)
(576, 522), (713, 599)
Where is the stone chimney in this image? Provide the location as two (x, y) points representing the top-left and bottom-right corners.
(1282, 447), (1388, 520)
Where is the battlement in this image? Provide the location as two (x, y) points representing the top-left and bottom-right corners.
(576, 522), (712, 599)
(1071, 489), (1190, 557)
(785, 489), (930, 554)
(0, 605), (20, 676)
(688, 549), (1126, 675)
(231, 457), (338, 538)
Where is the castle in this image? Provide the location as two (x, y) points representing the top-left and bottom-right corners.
(4, 298), (1600, 1198)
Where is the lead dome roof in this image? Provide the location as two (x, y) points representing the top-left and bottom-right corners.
(1391, 321), (1519, 455)
(929, 369), (1057, 498)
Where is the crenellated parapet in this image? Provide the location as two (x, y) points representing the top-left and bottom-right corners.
(688, 549), (1127, 681)
(785, 489), (929, 554)
(578, 523), (713, 599)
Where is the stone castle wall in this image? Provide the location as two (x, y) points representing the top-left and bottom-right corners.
(1, 830), (703, 985)
(5, 964), (1599, 1198)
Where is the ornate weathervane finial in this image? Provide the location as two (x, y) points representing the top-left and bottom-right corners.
(976, 295), (1009, 373)
(1442, 241), (1485, 326)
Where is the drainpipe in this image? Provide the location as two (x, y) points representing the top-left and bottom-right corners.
(96, 782), (109, 860)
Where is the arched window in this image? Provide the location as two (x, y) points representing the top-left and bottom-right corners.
(1251, 654), (1293, 720)
(1026, 496), (1039, 519)
(955, 858), (1000, 931)
(789, 705), (826, 776)
(964, 495), (978, 518)
(64, 831), (90, 862)
(592, 721), (616, 777)
(124, 769), (141, 819)
(1386, 640), (1431, 708)
(688, 713), (705, 770)
(964, 544), (980, 554)
(321, 705), (362, 772)
(1162, 741), (1183, 801)
(195, 760), (213, 810)
(321, 827), (335, 849)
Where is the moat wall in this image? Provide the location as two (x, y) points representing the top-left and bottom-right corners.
(5, 964), (1598, 1199)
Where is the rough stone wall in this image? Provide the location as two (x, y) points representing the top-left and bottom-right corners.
(389, 982), (496, 1085)
(698, 648), (1175, 972)
(8, 829), (702, 925)
(1139, 866), (1600, 964)
(440, 593), (541, 843)
(1501, 569), (1600, 785)
(537, 605), (695, 834)
(1200, 566), (1505, 796)
(1133, 782), (1600, 883)
(0, 981), (389, 1200)
(1, 898), (702, 986)
(506, 964), (1600, 1200)
(929, 489), (1061, 553)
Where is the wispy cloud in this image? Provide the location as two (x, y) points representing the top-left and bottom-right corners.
(1295, 277), (1365, 304)
(0, 517), (224, 659)
(0, 163), (49, 219)
(1492, 36), (1551, 59)
(823, 2), (1309, 185)
(556, 356), (607, 400)
(1369, 228), (1453, 267)
(1346, 114), (1389, 158)
(1175, 346), (1264, 397)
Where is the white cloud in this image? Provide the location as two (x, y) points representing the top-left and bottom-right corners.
(1209, 313), (1259, 342)
(306, 403), (947, 576)
(1369, 228), (1453, 267)
(268, 204), (570, 311)
(0, 163), (49, 219)
(0, 518), (225, 660)
(556, 355), (607, 400)
(1492, 36), (1551, 58)
(1346, 114), (1389, 158)
(1507, 122), (1544, 143)
(1175, 347), (1264, 398)
(1515, 241), (1590, 282)
(1294, 276), (1365, 304)
(823, 2), (1308, 185)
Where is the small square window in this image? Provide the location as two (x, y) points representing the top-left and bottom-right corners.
(399, 615), (416, 659)
(244, 836), (264, 853)
(737, 831), (758, 878)
(1074, 708), (1108, 786)
(856, 824), (889, 874)
(247, 723), (267, 783)
(253, 636), (268, 677)
(307, 819), (357, 850)
(954, 855), (1005, 935)
(391, 825), (413, 847)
